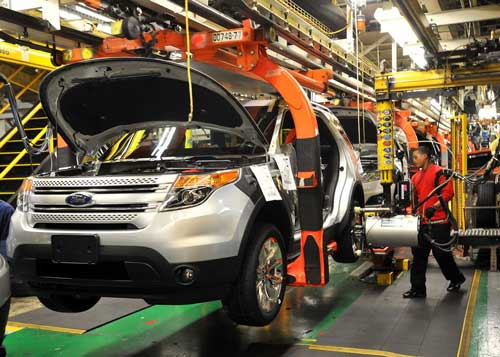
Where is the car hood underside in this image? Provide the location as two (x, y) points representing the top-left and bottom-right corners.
(39, 57), (266, 153)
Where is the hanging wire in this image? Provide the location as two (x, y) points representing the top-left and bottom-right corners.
(360, 41), (366, 148)
(184, 0), (194, 122)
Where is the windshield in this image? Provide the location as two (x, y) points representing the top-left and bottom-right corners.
(96, 124), (265, 162)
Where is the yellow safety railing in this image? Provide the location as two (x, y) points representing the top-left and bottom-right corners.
(0, 126), (47, 179)
(275, 0), (334, 35)
(0, 103), (42, 150)
(0, 70), (45, 117)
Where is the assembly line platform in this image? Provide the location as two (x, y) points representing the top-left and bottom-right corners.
(3, 258), (497, 357)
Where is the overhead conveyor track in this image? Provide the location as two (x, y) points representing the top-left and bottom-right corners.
(226, 0), (378, 82)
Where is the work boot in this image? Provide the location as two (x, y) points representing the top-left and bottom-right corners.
(447, 274), (466, 292)
(402, 289), (426, 299)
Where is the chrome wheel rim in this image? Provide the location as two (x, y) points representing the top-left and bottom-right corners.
(256, 237), (284, 314)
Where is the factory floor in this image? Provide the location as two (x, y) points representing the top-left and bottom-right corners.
(3, 255), (498, 357)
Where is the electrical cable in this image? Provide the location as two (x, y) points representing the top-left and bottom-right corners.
(326, 24), (348, 36)
(326, 6), (349, 36)
(0, 74), (50, 158)
(184, 0), (194, 122)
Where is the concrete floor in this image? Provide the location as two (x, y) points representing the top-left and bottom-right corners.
(3, 257), (499, 357)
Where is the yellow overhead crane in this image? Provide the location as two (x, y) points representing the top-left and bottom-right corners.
(0, 42), (56, 71)
(375, 62), (500, 94)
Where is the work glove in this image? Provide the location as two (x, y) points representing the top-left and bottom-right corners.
(424, 206), (437, 219)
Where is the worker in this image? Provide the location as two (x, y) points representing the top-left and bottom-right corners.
(403, 146), (465, 299)
(0, 199), (14, 257)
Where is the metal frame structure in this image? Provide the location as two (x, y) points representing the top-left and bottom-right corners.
(374, 63), (499, 225)
(450, 114), (467, 231)
(375, 63), (500, 97)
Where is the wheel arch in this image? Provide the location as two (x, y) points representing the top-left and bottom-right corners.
(237, 198), (294, 266)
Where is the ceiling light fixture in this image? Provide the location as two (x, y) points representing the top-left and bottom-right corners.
(374, 7), (428, 69)
(59, 8), (81, 21)
(74, 4), (114, 23)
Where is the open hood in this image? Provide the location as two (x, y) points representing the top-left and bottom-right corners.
(40, 57), (267, 153)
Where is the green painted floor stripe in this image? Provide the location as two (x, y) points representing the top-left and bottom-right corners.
(304, 263), (367, 339)
(468, 270), (488, 357)
(4, 302), (221, 356)
(4, 263), (367, 356)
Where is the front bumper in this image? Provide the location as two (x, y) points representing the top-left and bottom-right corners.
(11, 244), (239, 303)
(8, 184), (254, 264)
(8, 184), (254, 303)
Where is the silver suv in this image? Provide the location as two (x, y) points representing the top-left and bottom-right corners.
(8, 58), (363, 326)
(0, 255), (10, 356)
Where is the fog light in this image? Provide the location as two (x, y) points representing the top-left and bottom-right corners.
(175, 266), (196, 285)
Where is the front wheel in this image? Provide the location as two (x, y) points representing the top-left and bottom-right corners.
(38, 295), (100, 313)
(223, 223), (286, 326)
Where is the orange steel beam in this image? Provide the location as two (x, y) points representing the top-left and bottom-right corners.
(425, 121), (447, 154)
(394, 110), (418, 150)
(62, 19), (328, 286)
(62, 20), (332, 94)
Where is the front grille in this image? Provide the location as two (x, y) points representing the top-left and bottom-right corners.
(28, 175), (175, 230)
(34, 185), (160, 194)
(31, 212), (139, 224)
(32, 203), (153, 213)
(33, 223), (138, 230)
(33, 176), (160, 188)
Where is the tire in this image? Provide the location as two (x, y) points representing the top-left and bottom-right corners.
(331, 200), (361, 263)
(0, 299), (9, 347)
(38, 295), (100, 313)
(222, 223), (286, 326)
(476, 182), (496, 228)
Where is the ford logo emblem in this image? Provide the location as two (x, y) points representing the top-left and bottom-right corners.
(65, 192), (94, 207)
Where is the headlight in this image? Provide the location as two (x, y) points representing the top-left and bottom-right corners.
(160, 169), (239, 211)
(17, 177), (33, 212)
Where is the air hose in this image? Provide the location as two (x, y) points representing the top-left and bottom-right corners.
(0, 73), (51, 156)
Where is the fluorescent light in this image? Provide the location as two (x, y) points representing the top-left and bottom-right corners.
(430, 98), (440, 111)
(479, 105), (497, 119)
(74, 4), (114, 23)
(374, 7), (428, 69)
(96, 23), (112, 34)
